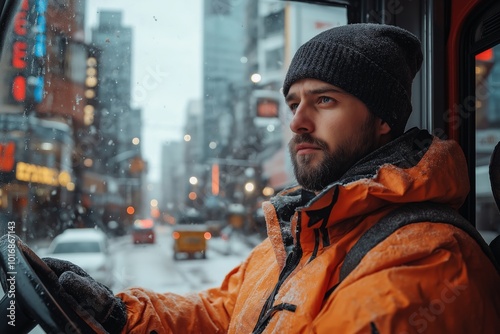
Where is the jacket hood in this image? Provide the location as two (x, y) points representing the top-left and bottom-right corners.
(268, 128), (469, 231)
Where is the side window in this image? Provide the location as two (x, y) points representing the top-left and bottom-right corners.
(476, 45), (500, 233)
(468, 1), (500, 240)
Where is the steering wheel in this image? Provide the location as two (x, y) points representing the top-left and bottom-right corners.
(0, 234), (107, 334)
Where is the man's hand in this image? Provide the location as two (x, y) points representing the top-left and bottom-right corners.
(43, 257), (127, 333)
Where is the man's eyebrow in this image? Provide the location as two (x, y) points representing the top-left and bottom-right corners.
(285, 92), (297, 103)
(285, 87), (346, 102)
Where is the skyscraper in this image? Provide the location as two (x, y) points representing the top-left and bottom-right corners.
(202, 0), (248, 161)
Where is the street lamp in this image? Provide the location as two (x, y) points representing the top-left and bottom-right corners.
(244, 182), (255, 193)
(250, 73), (262, 83)
(262, 186), (274, 197)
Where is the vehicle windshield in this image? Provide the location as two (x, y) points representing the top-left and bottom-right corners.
(52, 241), (102, 254)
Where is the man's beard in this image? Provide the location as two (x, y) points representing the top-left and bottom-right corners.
(289, 115), (379, 192)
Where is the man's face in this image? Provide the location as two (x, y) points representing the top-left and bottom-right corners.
(285, 79), (384, 192)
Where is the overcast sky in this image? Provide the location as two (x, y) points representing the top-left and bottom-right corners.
(86, 1), (203, 181)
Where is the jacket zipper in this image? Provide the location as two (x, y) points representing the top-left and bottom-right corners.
(252, 234), (303, 334)
(252, 189), (335, 333)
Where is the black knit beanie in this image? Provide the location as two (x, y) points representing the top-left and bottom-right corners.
(283, 23), (423, 137)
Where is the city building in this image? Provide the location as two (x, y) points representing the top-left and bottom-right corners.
(0, 0), (88, 238)
(0, 4), (146, 239)
(91, 11), (135, 173)
(160, 140), (185, 219)
(88, 10), (145, 232)
(202, 0), (249, 162)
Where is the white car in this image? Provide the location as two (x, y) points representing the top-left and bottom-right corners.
(46, 228), (114, 287)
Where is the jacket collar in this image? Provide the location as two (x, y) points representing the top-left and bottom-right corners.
(272, 127), (432, 214)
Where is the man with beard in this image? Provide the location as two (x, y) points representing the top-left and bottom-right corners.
(37, 23), (500, 333)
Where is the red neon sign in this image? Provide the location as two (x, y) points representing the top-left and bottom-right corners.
(11, 0), (29, 102)
(12, 76), (26, 102)
(13, 10), (27, 35)
(0, 142), (15, 172)
(12, 41), (27, 68)
(257, 98), (279, 118)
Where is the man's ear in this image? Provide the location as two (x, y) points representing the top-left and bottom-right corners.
(376, 118), (393, 146)
(376, 118), (392, 135)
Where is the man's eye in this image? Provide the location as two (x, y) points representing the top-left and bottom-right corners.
(319, 96), (334, 104)
(289, 103), (299, 112)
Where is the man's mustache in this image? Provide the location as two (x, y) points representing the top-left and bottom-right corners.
(289, 134), (329, 151)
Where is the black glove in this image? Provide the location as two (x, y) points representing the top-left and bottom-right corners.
(43, 257), (127, 333)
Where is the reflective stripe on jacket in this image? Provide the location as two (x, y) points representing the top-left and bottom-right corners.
(118, 128), (500, 333)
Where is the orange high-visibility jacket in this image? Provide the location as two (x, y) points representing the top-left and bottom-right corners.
(118, 128), (500, 333)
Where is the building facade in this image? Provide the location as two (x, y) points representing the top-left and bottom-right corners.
(0, 3), (145, 239)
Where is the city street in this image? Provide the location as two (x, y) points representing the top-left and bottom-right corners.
(109, 224), (254, 294)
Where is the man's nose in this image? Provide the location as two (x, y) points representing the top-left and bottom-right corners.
(289, 104), (314, 134)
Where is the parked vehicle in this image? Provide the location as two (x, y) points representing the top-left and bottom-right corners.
(132, 218), (156, 244)
(172, 213), (211, 260)
(45, 228), (114, 287)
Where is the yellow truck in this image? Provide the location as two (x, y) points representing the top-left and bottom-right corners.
(172, 213), (211, 260)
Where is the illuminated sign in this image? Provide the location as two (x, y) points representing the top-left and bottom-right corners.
(30, 0), (47, 103)
(0, 142), (16, 172)
(12, 41), (27, 68)
(84, 56), (98, 126)
(15, 162), (72, 187)
(11, 0), (28, 102)
(252, 90), (282, 119)
(256, 98), (279, 118)
(11, 0), (46, 103)
(0, 142), (16, 184)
